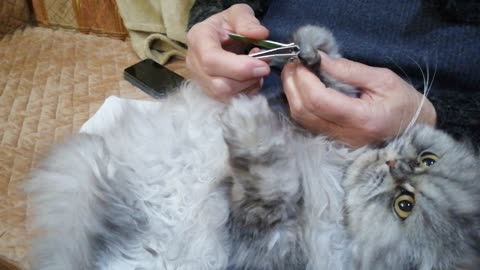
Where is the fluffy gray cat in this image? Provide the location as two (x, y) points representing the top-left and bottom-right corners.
(26, 26), (480, 270)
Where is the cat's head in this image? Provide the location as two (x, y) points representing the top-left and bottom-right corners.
(344, 125), (480, 270)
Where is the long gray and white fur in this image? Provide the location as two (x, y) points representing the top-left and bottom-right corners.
(26, 25), (480, 270)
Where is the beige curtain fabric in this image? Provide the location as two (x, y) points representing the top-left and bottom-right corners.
(116, 0), (195, 64)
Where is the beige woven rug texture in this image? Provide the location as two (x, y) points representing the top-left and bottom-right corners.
(0, 26), (153, 268)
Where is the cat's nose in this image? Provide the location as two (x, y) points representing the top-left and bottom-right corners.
(386, 160), (397, 169)
(387, 159), (414, 180)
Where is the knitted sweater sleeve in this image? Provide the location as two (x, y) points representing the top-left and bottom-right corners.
(429, 90), (480, 150)
(187, 0), (271, 30)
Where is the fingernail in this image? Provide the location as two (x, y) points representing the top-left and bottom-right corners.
(252, 65), (270, 77)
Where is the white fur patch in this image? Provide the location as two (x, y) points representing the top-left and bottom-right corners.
(26, 82), (353, 269)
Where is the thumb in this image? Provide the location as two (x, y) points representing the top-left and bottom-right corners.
(226, 4), (269, 39)
(319, 51), (381, 88)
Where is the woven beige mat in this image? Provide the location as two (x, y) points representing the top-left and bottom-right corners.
(0, 26), (156, 268)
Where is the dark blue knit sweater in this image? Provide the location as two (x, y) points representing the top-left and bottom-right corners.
(189, 0), (480, 147)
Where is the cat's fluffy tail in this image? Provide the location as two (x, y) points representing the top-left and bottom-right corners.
(25, 134), (108, 270)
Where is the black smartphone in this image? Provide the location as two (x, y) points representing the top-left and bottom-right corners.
(124, 58), (185, 98)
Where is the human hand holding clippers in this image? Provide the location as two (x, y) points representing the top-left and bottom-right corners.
(225, 31), (437, 148)
(186, 4), (271, 101)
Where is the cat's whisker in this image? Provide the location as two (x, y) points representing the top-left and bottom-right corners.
(397, 117), (407, 140)
(386, 56), (413, 86)
(390, 117), (405, 144)
(404, 59), (436, 134)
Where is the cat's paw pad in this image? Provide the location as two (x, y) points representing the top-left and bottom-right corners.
(292, 25), (339, 67)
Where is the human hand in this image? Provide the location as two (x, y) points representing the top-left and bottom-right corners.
(186, 4), (271, 101)
(281, 53), (437, 147)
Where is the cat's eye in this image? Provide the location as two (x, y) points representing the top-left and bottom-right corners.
(417, 151), (439, 169)
(393, 193), (415, 220)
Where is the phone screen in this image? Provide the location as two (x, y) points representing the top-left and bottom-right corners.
(124, 59), (185, 98)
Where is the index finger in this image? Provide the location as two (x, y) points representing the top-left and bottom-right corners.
(188, 22), (270, 81)
(284, 63), (368, 125)
(319, 52), (386, 90)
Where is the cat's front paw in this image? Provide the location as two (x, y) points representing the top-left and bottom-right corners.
(292, 25), (340, 67)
